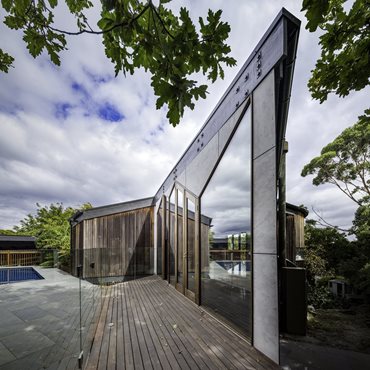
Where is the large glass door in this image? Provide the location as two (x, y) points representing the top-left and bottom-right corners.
(200, 107), (252, 338)
(157, 195), (167, 279)
(175, 185), (184, 293)
(168, 189), (175, 285)
(184, 193), (198, 302)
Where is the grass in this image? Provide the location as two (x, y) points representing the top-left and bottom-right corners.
(306, 304), (370, 353)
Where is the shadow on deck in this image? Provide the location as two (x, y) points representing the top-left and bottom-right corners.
(85, 276), (278, 370)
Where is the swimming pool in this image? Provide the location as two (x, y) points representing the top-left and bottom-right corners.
(0, 267), (44, 284)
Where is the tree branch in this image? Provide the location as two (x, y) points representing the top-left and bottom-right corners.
(33, 3), (150, 36)
(150, 6), (172, 72)
(311, 207), (350, 233)
(328, 177), (362, 205)
(149, 2), (175, 39)
(358, 153), (370, 196)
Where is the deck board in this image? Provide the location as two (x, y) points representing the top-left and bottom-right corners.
(85, 276), (278, 370)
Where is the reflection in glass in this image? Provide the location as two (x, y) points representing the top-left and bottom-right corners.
(169, 191), (175, 285)
(157, 202), (162, 276)
(187, 198), (196, 293)
(177, 189), (184, 285)
(200, 108), (252, 337)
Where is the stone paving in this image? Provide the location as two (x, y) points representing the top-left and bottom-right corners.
(0, 268), (99, 370)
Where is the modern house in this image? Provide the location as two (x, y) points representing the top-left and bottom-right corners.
(71, 8), (303, 365)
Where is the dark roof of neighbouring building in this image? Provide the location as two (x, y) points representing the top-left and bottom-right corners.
(0, 235), (36, 242)
(71, 197), (155, 224)
(0, 235), (37, 250)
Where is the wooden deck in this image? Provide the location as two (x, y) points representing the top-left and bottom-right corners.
(85, 276), (278, 370)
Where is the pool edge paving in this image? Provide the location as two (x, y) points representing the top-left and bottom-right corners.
(0, 268), (95, 370)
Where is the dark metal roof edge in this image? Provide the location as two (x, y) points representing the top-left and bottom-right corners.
(203, 8), (300, 125)
(154, 8), (300, 200)
(280, 7), (301, 27)
(273, 14), (301, 192)
(72, 197), (155, 223)
(83, 196), (154, 213)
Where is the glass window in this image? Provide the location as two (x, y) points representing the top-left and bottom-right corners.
(157, 202), (162, 276)
(187, 198), (196, 293)
(177, 188), (184, 285)
(168, 190), (175, 285)
(200, 108), (252, 338)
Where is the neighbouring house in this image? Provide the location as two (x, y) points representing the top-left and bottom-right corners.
(0, 235), (38, 266)
(286, 203), (309, 264)
(71, 8), (304, 365)
(0, 235), (36, 250)
(328, 279), (353, 298)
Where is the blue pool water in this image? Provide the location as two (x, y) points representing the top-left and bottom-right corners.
(0, 267), (44, 284)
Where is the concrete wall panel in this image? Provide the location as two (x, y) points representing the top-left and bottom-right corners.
(253, 253), (279, 363)
(253, 147), (277, 254)
(252, 69), (279, 364)
(253, 72), (275, 159)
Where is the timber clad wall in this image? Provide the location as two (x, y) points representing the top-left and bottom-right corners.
(72, 206), (154, 279)
(286, 212), (305, 263)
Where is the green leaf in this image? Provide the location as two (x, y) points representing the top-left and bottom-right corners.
(48, 0), (58, 8)
(302, 0), (330, 32)
(1, 0), (13, 12)
(0, 49), (15, 72)
(14, 0), (30, 13)
(304, 0), (369, 102)
(4, 15), (25, 30)
(23, 30), (46, 58)
(97, 17), (115, 31)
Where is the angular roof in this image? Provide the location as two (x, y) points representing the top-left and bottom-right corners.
(71, 8), (301, 226)
(71, 197), (154, 224)
(154, 8), (301, 202)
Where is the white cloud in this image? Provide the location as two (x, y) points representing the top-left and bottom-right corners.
(0, 0), (368, 231)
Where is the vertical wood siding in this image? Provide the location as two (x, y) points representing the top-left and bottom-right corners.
(286, 213), (305, 263)
(72, 207), (154, 279)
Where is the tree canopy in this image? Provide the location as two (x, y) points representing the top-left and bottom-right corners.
(0, 0), (236, 126)
(302, 0), (370, 103)
(11, 202), (92, 249)
(0, 202), (92, 266)
(303, 219), (370, 306)
(301, 109), (370, 206)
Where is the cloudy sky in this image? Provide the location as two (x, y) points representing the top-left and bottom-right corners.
(0, 0), (368, 230)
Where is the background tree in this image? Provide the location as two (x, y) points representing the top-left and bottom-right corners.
(301, 109), (370, 206)
(302, 1), (370, 301)
(0, 229), (18, 235)
(303, 219), (369, 307)
(302, 112), (370, 301)
(302, 0), (370, 103)
(10, 202), (92, 267)
(304, 219), (355, 280)
(0, 0), (236, 126)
